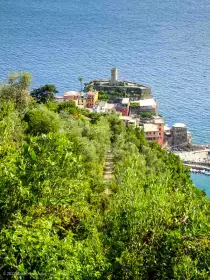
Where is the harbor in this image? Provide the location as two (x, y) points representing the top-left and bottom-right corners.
(175, 147), (210, 196)
(172, 147), (210, 176)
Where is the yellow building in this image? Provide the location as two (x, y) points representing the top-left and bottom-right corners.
(86, 91), (98, 108)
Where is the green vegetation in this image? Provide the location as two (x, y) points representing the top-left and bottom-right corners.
(98, 90), (109, 101)
(87, 84), (94, 92)
(98, 88), (152, 103)
(0, 72), (210, 279)
(31, 84), (58, 104)
(0, 72), (33, 110)
(141, 91), (152, 99)
(98, 89), (128, 102)
(130, 102), (139, 107)
(139, 111), (156, 119)
(24, 105), (61, 135)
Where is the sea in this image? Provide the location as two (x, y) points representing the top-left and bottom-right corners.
(0, 0), (210, 195)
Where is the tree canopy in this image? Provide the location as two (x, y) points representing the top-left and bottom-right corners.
(31, 84), (58, 104)
(0, 72), (32, 109)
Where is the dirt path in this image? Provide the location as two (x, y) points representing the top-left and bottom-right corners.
(104, 149), (114, 183)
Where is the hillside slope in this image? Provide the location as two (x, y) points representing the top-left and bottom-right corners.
(0, 75), (210, 279)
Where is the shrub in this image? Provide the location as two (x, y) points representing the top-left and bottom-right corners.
(25, 105), (61, 135)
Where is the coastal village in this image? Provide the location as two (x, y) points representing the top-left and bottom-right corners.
(55, 68), (210, 174)
(56, 68), (192, 148)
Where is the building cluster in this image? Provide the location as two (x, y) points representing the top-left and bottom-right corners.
(92, 97), (157, 116)
(55, 68), (192, 149)
(56, 90), (165, 146)
(55, 90), (99, 109)
(117, 115), (165, 146)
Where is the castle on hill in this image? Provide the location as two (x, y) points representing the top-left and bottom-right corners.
(84, 68), (152, 99)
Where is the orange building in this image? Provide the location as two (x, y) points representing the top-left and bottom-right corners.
(63, 91), (81, 103)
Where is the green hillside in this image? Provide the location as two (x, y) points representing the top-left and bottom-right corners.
(0, 73), (210, 279)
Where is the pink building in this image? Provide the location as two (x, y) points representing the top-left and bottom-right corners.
(143, 116), (165, 146)
(63, 91), (81, 102)
(153, 116), (164, 146)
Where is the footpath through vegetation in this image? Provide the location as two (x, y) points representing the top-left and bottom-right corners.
(0, 72), (210, 279)
(104, 148), (114, 182)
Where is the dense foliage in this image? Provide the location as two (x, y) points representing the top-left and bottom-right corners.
(139, 111), (156, 119)
(0, 73), (210, 279)
(98, 89), (128, 102)
(31, 85), (58, 104)
(130, 102), (139, 107)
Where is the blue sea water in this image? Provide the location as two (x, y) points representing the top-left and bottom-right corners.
(0, 0), (210, 191)
(191, 173), (210, 197)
